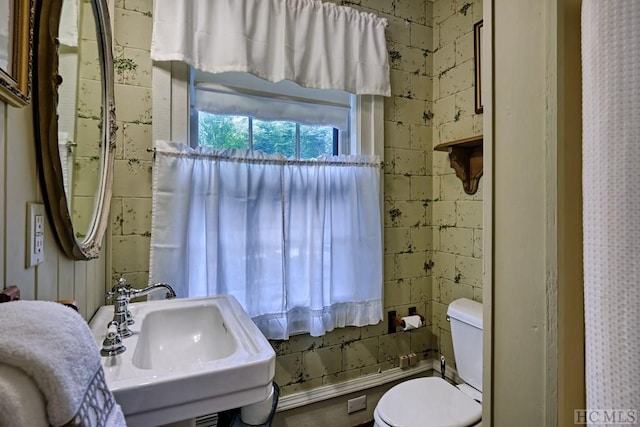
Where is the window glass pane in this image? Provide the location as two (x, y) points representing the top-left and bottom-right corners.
(198, 112), (249, 149)
(253, 120), (296, 157)
(300, 125), (334, 159)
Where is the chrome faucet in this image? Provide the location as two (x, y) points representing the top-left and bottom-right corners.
(105, 278), (134, 338)
(129, 282), (177, 300)
(105, 278), (176, 339)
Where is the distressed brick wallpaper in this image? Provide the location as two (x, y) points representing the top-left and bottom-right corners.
(109, 0), (482, 395)
(430, 0), (483, 370)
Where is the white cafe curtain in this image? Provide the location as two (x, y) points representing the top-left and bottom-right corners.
(149, 141), (383, 339)
(151, 0), (391, 96)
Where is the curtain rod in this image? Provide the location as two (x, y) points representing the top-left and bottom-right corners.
(147, 147), (382, 168)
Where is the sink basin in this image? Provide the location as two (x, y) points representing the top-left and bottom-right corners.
(132, 304), (237, 370)
(89, 295), (276, 427)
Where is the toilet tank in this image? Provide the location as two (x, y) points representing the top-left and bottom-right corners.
(447, 298), (483, 392)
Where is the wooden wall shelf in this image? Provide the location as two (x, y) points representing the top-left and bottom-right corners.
(434, 135), (483, 195)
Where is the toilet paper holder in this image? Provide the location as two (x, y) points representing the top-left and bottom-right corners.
(387, 307), (425, 334)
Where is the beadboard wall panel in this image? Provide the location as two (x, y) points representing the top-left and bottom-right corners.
(1, 102), (107, 320)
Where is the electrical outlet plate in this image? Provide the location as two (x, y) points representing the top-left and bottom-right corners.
(347, 395), (367, 414)
(26, 202), (45, 267)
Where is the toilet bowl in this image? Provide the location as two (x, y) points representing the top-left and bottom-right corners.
(373, 377), (481, 427)
(373, 298), (483, 427)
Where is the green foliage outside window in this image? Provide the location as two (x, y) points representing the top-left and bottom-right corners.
(198, 114), (248, 149)
(197, 112), (335, 159)
(300, 125), (334, 159)
(253, 119), (296, 157)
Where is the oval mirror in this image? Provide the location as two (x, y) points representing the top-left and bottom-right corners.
(33, 0), (116, 260)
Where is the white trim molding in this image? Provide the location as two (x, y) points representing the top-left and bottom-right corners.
(276, 358), (461, 412)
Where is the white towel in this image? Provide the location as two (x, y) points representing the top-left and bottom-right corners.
(0, 364), (48, 427)
(59, 0), (78, 47)
(0, 300), (126, 427)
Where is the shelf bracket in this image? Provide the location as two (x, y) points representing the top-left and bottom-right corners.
(434, 135), (483, 195)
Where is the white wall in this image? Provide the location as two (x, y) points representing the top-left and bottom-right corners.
(489, 0), (584, 424)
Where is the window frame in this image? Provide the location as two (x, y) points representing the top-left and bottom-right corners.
(153, 62), (383, 160)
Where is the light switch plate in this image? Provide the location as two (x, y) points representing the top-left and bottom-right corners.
(26, 203), (45, 267)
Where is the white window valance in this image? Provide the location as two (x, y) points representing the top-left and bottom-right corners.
(151, 0), (391, 96)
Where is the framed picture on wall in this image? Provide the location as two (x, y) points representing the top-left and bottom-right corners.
(474, 20), (483, 114)
(0, 0), (35, 107)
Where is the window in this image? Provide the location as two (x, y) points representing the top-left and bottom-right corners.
(151, 64), (385, 339)
(189, 69), (352, 158)
(195, 113), (338, 158)
(153, 63), (383, 159)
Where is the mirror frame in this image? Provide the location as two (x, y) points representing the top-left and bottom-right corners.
(0, 0), (36, 107)
(33, 0), (116, 260)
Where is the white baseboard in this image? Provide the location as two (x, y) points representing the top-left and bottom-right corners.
(276, 358), (461, 412)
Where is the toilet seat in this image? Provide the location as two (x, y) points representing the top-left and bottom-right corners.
(375, 377), (481, 427)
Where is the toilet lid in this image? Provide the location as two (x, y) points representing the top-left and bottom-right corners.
(377, 377), (481, 427)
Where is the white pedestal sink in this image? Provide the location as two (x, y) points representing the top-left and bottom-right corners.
(89, 295), (276, 427)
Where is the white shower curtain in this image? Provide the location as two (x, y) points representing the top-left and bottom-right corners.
(149, 141), (383, 339)
(582, 0), (640, 422)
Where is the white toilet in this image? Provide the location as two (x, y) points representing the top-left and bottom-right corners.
(374, 298), (483, 427)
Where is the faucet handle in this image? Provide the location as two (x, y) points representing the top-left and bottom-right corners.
(106, 277), (132, 299)
(100, 321), (126, 357)
(114, 277), (131, 291)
